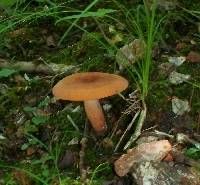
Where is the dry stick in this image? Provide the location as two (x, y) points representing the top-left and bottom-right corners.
(110, 113), (126, 140)
(0, 59), (54, 74)
(197, 113), (200, 134)
(142, 125), (158, 132)
(110, 92), (137, 139)
(0, 58), (79, 74)
(67, 114), (80, 132)
(79, 137), (88, 184)
(118, 92), (134, 105)
(124, 102), (147, 150)
(114, 110), (140, 152)
(176, 133), (200, 147)
(189, 87), (194, 105)
(154, 130), (174, 139)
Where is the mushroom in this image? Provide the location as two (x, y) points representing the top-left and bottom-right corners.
(52, 72), (128, 134)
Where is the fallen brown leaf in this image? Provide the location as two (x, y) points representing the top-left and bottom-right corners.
(186, 51), (200, 63)
(9, 28), (26, 38)
(46, 35), (56, 47)
(26, 147), (35, 156)
(12, 170), (32, 185)
(58, 150), (78, 169)
(176, 42), (187, 51)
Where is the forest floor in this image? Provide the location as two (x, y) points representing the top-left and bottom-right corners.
(0, 0), (200, 185)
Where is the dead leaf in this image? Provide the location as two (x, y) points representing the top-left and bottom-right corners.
(168, 56), (186, 66)
(9, 28), (26, 38)
(186, 51), (200, 63)
(116, 39), (146, 70)
(26, 147), (35, 156)
(158, 62), (175, 75)
(157, 0), (177, 11)
(169, 71), (190, 85)
(171, 97), (190, 116)
(144, 0), (176, 11)
(5, 127), (14, 135)
(12, 170), (32, 185)
(176, 42), (187, 51)
(136, 136), (158, 145)
(101, 138), (114, 148)
(68, 137), (79, 145)
(36, 109), (51, 116)
(111, 34), (123, 44)
(46, 35), (56, 47)
(58, 150), (77, 169)
(108, 25), (116, 33)
(114, 140), (172, 177)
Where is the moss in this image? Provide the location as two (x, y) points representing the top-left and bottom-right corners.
(71, 32), (114, 72)
(1, 0), (200, 184)
(44, 48), (74, 64)
(0, 90), (21, 114)
(43, 32), (115, 71)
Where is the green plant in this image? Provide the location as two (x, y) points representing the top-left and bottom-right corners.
(0, 68), (16, 78)
(88, 162), (111, 185)
(118, 0), (165, 100)
(57, 0), (167, 149)
(108, 0), (168, 148)
(0, 129), (80, 184)
(0, 164), (49, 185)
(185, 146), (200, 159)
(23, 98), (50, 127)
(0, 0), (25, 9)
(0, 0), (115, 43)
(57, 0), (104, 45)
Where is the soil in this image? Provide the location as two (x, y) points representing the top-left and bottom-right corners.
(0, 0), (200, 185)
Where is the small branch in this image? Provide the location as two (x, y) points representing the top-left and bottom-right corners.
(110, 91), (141, 139)
(79, 137), (88, 184)
(197, 113), (200, 134)
(114, 110), (140, 152)
(154, 130), (174, 139)
(0, 58), (80, 74)
(109, 113), (126, 139)
(176, 133), (200, 148)
(67, 114), (80, 132)
(124, 101), (147, 150)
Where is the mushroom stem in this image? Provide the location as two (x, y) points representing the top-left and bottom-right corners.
(84, 100), (107, 134)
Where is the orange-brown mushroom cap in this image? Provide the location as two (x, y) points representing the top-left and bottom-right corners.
(52, 72), (128, 101)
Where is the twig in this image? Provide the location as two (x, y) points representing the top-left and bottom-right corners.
(110, 113), (126, 139)
(176, 133), (200, 148)
(79, 137), (88, 184)
(197, 113), (200, 134)
(114, 110), (140, 152)
(67, 114), (80, 132)
(154, 130), (174, 139)
(110, 91), (141, 139)
(118, 92), (135, 105)
(124, 101), (147, 150)
(142, 125), (158, 132)
(0, 58), (80, 74)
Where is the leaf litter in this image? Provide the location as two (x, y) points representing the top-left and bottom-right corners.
(169, 71), (190, 85)
(1, 1), (200, 184)
(171, 97), (191, 116)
